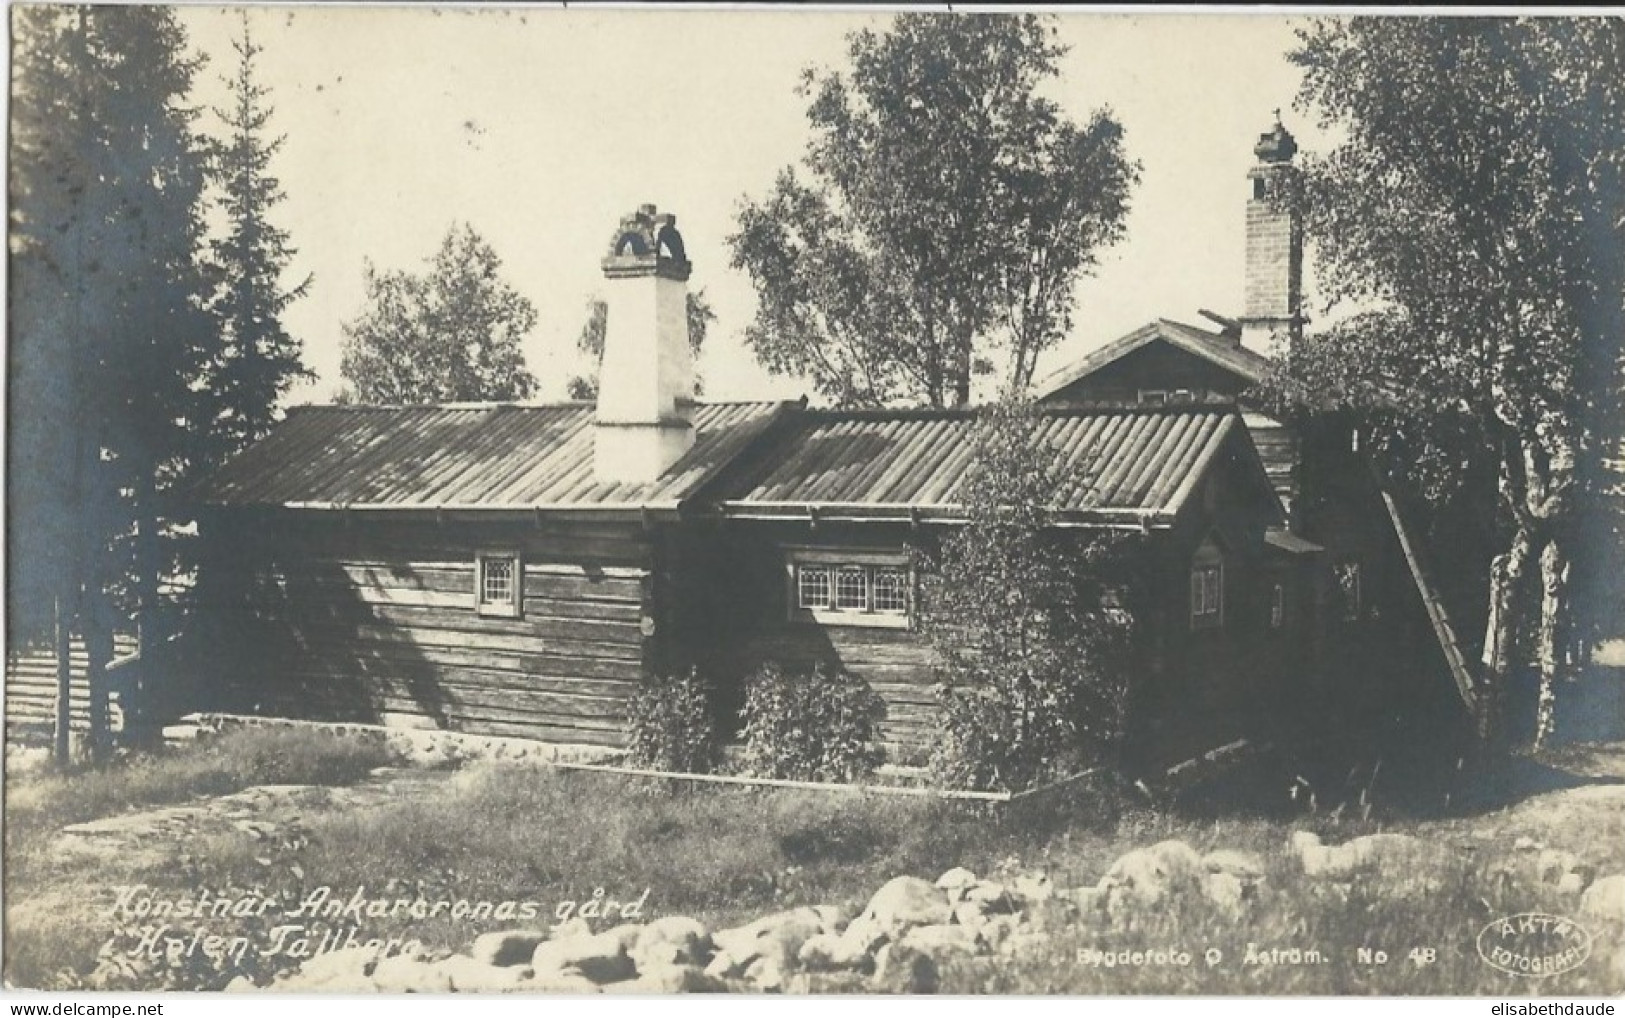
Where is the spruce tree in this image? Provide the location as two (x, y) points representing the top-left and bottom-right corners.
(203, 14), (312, 469)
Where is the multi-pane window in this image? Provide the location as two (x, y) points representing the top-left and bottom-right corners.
(872, 568), (910, 614)
(476, 552), (521, 618)
(797, 565), (832, 610)
(790, 554), (911, 628)
(1190, 562), (1223, 629)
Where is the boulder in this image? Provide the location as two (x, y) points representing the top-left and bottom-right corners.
(629, 915), (711, 971)
(436, 954), (535, 992)
(271, 945), (390, 990)
(962, 881), (1015, 911)
(899, 923), (981, 958)
(1204, 872), (1245, 917)
(1011, 873), (1056, 905)
(1098, 839), (1206, 919)
(530, 931), (636, 984)
(935, 867), (979, 899)
(614, 964), (730, 994)
(470, 929), (549, 968)
(742, 952), (792, 992)
(1292, 831), (1420, 879)
(860, 877), (952, 938)
(786, 970), (872, 994)
(367, 952), (456, 992)
(871, 942), (938, 994)
(706, 906), (839, 979)
(797, 930), (876, 973)
(1579, 874), (1625, 925)
(1556, 871), (1591, 896)
(550, 916), (593, 942)
(1204, 849), (1265, 882)
(528, 968), (604, 993)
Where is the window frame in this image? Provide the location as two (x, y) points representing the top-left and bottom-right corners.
(785, 547), (913, 630)
(1270, 580), (1286, 630)
(1190, 537), (1225, 631)
(475, 550), (524, 619)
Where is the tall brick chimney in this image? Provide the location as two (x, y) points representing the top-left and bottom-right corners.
(1239, 115), (1303, 355)
(593, 204), (695, 484)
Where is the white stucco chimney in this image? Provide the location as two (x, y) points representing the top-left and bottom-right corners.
(594, 203), (695, 484)
(1239, 115), (1304, 356)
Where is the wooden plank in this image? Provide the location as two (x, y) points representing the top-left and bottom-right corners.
(276, 671), (630, 721)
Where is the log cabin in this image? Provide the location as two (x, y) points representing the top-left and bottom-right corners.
(191, 201), (1301, 764)
(1033, 118), (1477, 726)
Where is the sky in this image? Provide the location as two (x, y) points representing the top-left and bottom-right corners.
(170, 6), (1326, 407)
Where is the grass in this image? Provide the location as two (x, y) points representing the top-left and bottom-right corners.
(3, 726), (1622, 994)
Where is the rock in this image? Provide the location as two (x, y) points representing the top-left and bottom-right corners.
(707, 906), (839, 979)
(550, 916), (593, 941)
(1292, 831), (1421, 879)
(977, 914), (1021, 952)
(629, 915), (711, 970)
(742, 952), (792, 992)
(953, 899), (996, 929)
(1536, 849), (1579, 884)
(899, 923), (981, 958)
(530, 931), (636, 984)
(614, 964), (730, 994)
(935, 867), (979, 899)
(601, 923), (646, 953)
(963, 880), (1015, 910)
(1557, 871), (1590, 896)
(273, 945), (389, 989)
(797, 930), (876, 972)
(470, 929), (550, 967)
(1579, 874), (1625, 925)
(436, 954), (535, 992)
(871, 942), (938, 994)
(1513, 835), (1542, 853)
(528, 968), (604, 993)
(1204, 849), (1265, 881)
(1098, 839), (1206, 919)
(786, 970), (872, 994)
(861, 877), (952, 938)
(223, 975), (257, 992)
(1204, 872), (1245, 917)
(1011, 873), (1056, 905)
(1064, 885), (1104, 914)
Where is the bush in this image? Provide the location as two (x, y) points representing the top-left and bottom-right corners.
(737, 662), (886, 782)
(625, 668), (720, 773)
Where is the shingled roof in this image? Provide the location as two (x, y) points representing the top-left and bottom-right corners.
(196, 401), (795, 514)
(718, 403), (1275, 528)
(1033, 318), (1274, 401)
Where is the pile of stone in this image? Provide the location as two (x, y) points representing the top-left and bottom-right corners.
(262, 839), (1270, 994)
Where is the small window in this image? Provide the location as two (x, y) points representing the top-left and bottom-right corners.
(872, 568), (910, 614)
(1191, 562), (1223, 630)
(835, 567), (869, 611)
(798, 565), (832, 610)
(1169, 389), (1195, 405)
(787, 551), (912, 629)
(476, 552), (522, 618)
(1139, 389), (1168, 406)
(1334, 558), (1362, 622)
(1270, 582), (1285, 629)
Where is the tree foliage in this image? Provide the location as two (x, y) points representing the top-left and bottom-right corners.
(339, 223), (539, 404)
(923, 398), (1135, 791)
(566, 289), (714, 401)
(1275, 17), (1625, 747)
(200, 14), (312, 469)
(9, 6), (216, 654)
(728, 13), (1137, 408)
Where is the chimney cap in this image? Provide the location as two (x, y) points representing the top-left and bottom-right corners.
(603, 203), (691, 281)
(1254, 112), (1297, 164)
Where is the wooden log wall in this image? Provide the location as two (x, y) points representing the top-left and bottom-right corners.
(206, 515), (655, 747)
(5, 633), (136, 736)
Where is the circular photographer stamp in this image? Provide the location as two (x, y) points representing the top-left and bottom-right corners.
(1477, 913), (1594, 978)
